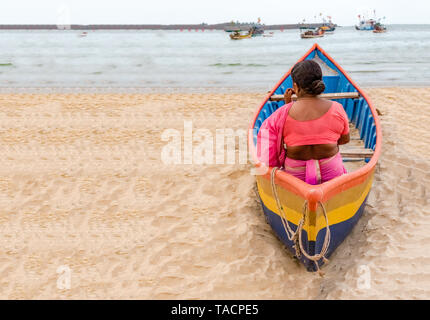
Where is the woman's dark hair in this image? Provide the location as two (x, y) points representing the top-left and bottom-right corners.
(291, 60), (325, 96)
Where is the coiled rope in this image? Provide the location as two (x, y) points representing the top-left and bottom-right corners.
(270, 167), (331, 276)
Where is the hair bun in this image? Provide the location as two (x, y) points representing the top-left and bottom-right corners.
(310, 79), (325, 95)
(291, 60), (325, 96)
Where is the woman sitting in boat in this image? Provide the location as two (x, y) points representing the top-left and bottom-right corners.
(257, 60), (350, 184)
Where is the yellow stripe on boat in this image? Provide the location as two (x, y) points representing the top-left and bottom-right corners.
(256, 175), (304, 225)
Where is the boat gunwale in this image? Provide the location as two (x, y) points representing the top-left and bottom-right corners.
(248, 43), (382, 203)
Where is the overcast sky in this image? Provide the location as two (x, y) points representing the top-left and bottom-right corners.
(1, 0), (428, 26)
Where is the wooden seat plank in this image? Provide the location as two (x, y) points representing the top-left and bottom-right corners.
(270, 92), (360, 102)
(340, 148), (374, 158)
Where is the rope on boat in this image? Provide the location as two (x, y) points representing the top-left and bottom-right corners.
(270, 168), (296, 240)
(297, 201), (331, 276)
(270, 167), (301, 258)
(270, 167), (331, 276)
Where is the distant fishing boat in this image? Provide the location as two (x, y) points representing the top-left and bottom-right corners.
(355, 18), (376, 30)
(249, 17), (265, 37)
(321, 15), (336, 33)
(320, 25), (335, 33)
(249, 44), (381, 273)
(249, 24), (265, 37)
(78, 32), (88, 37)
(373, 22), (387, 33)
(229, 31), (252, 40)
(355, 10), (385, 31)
(300, 27), (324, 39)
(226, 18), (266, 39)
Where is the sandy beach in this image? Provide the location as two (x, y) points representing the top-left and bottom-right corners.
(0, 88), (429, 299)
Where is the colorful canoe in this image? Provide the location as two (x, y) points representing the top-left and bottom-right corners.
(248, 44), (382, 273)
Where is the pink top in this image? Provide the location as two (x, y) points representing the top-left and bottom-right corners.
(283, 101), (349, 146)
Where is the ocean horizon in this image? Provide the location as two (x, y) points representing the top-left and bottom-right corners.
(0, 24), (429, 92)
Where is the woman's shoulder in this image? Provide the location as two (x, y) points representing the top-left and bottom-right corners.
(260, 102), (293, 131)
(278, 101), (294, 111)
(269, 101), (294, 119)
(321, 99), (343, 111)
(318, 98), (339, 108)
(329, 101), (349, 119)
(331, 101), (347, 112)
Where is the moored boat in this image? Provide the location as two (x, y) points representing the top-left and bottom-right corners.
(320, 25), (335, 33)
(229, 31), (252, 40)
(248, 44), (381, 273)
(373, 22), (387, 33)
(321, 15), (336, 33)
(355, 11), (386, 31)
(226, 18), (265, 39)
(300, 27), (325, 39)
(355, 18), (376, 30)
(249, 24), (265, 37)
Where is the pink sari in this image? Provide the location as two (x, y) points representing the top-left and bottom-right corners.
(283, 153), (346, 185)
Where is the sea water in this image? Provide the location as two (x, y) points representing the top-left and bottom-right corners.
(0, 24), (429, 91)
